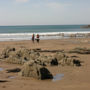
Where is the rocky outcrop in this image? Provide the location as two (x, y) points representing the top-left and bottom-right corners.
(2, 47), (40, 64)
(0, 47), (82, 67)
(0, 47), (83, 80)
(69, 47), (90, 54)
(54, 52), (66, 61)
(19, 60), (53, 80)
(0, 47), (16, 59)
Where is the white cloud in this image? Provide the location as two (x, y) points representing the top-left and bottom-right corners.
(47, 2), (71, 9)
(16, 0), (28, 3)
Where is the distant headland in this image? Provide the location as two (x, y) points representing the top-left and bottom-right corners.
(81, 25), (90, 28)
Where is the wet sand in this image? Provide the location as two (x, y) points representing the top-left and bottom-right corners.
(0, 38), (90, 90)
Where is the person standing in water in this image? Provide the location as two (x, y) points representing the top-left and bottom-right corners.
(36, 34), (40, 43)
(32, 34), (35, 43)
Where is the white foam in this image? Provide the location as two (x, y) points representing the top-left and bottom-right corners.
(0, 31), (90, 41)
(0, 31), (90, 36)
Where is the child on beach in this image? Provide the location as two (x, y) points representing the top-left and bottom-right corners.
(36, 34), (40, 43)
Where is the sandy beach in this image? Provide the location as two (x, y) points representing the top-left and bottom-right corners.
(0, 38), (90, 90)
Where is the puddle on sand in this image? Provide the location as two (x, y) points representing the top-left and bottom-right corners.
(52, 74), (64, 82)
(0, 68), (4, 71)
(8, 76), (16, 79)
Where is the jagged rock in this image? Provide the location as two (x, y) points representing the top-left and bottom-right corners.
(0, 47), (16, 59)
(37, 55), (55, 66)
(34, 59), (46, 66)
(2, 47), (40, 65)
(64, 57), (73, 66)
(54, 52), (70, 65)
(29, 51), (40, 60)
(5, 51), (28, 64)
(37, 55), (50, 66)
(6, 57), (26, 64)
(19, 60), (53, 80)
(54, 52), (66, 61)
(47, 56), (54, 64)
(16, 48), (31, 60)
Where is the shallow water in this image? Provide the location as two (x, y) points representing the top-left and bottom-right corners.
(52, 74), (64, 82)
(0, 68), (4, 71)
(8, 76), (16, 79)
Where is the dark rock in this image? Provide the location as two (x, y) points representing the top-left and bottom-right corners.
(6, 68), (21, 73)
(39, 67), (53, 80)
(73, 59), (81, 66)
(51, 58), (58, 66)
(0, 80), (8, 83)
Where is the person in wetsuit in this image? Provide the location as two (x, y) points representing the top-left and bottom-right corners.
(32, 34), (35, 43)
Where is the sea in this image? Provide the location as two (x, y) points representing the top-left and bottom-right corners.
(0, 25), (90, 41)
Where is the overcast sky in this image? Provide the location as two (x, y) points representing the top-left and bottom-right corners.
(0, 0), (90, 25)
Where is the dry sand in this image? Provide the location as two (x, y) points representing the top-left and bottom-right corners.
(0, 38), (90, 90)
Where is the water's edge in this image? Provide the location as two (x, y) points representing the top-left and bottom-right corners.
(0, 32), (90, 41)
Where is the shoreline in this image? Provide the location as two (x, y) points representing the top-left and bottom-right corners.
(0, 32), (90, 41)
(0, 37), (90, 42)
